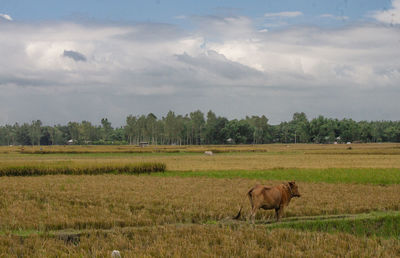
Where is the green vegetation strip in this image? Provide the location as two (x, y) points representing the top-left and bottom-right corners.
(156, 168), (400, 185)
(268, 211), (400, 239)
(0, 162), (166, 176)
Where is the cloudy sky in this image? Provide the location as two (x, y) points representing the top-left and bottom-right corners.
(0, 0), (399, 126)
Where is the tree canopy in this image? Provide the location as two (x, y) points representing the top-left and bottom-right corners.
(1, 111), (400, 145)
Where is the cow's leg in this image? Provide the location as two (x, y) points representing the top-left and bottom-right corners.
(276, 207), (284, 221)
(250, 207), (257, 223)
(247, 190), (255, 222)
(275, 208), (279, 221)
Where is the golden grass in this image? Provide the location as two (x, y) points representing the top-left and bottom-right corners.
(1, 143), (400, 171)
(1, 227), (400, 257)
(2, 155), (400, 173)
(1, 175), (399, 231)
(1, 152), (399, 171)
(2, 142), (400, 154)
(0, 144), (399, 256)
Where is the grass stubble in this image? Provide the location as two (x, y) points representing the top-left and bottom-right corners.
(2, 226), (400, 257)
(1, 176), (400, 231)
(0, 143), (399, 257)
(0, 175), (400, 257)
(2, 152), (400, 173)
(2, 143), (400, 155)
(2, 143), (400, 171)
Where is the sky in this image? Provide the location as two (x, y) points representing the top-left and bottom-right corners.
(0, 0), (399, 126)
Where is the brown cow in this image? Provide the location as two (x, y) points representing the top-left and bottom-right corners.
(234, 181), (301, 222)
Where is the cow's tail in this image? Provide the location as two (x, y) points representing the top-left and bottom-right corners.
(233, 188), (253, 220)
(233, 206), (243, 220)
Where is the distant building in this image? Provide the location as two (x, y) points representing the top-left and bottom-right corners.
(139, 141), (149, 147)
(67, 139), (74, 145)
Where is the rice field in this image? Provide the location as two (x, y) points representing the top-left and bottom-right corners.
(0, 143), (399, 257)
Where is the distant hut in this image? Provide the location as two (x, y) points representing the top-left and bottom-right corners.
(139, 141), (149, 147)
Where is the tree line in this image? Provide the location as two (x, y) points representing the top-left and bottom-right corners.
(1, 111), (400, 146)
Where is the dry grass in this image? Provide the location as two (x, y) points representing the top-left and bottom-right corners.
(1, 151), (400, 171)
(1, 175), (399, 231)
(1, 226), (400, 257)
(162, 168), (400, 185)
(0, 144), (399, 256)
(2, 143), (400, 154)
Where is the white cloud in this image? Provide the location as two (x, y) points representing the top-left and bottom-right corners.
(371, 0), (400, 25)
(0, 13), (12, 21)
(264, 11), (303, 18)
(0, 15), (399, 125)
(192, 15), (254, 39)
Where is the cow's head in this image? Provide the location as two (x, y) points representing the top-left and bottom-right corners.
(288, 181), (301, 197)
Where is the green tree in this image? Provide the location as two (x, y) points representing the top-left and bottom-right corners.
(359, 121), (373, 143)
(277, 122), (290, 143)
(67, 122), (80, 144)
(15, 123), (32, 145)
(204, 110), (216, 144)
(383, 122), (400, 142)
(101, 118), (113, 142)
(110, 127), (125, 142)
(204, 111), (230, 144)
(2, 125), (16, 145)
(80, 121), (98, 144)
(30, 120), (42, 146)
(164, 111), (178, 144)
(290, 112), (310, 143)
(338, 118), (360, 142)
(190, 110), (205, 145)
(309, 116), (337, 143)
(146, 113), (158, 144)
(246, 115), (272, 144)
(125, 115), (137, 145)
(224, 119), (254, 144)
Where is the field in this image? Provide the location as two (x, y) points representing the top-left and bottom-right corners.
(0, 144), (400, 257)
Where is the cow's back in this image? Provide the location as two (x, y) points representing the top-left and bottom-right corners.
(250, 185), (282, 210)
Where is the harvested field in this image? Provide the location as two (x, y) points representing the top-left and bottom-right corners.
(0, 143), (399, 256)
(1, 176), (399, 230)
(2, 227), (400, 257)
(2, 150), (400, 171)
(2, 143), (400, 155)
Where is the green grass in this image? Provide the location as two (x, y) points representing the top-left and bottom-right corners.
(268, 211), (400, 239)
(155, 168), (400, 185)
(0, 229), (41, 237)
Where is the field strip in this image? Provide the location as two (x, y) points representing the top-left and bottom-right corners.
(155, 168), (400, 185)
(2, 211), (399, 240)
